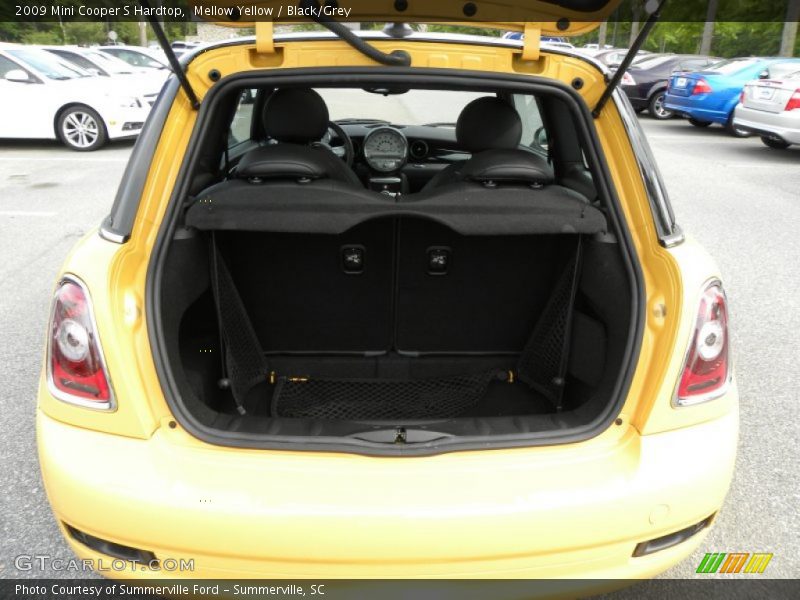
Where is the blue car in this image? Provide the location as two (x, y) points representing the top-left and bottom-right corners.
(664, 57), (800, 136)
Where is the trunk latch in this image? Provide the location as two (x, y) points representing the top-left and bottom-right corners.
(394, 427), (407, 444)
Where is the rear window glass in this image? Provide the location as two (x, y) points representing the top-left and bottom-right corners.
(706, 58), (759, 74)
(316, 88), (489, 126)
(6, 48), (89, 79)
(633, 55), (672, 68)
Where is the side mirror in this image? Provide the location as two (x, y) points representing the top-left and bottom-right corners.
(758, 69), (769, 80)
(88, 68), (102, 76)
(534, 126), (549, 151)
(4, 69), (32, 83)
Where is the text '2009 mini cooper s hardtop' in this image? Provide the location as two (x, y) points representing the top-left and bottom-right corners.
(37, 0), (737, 584)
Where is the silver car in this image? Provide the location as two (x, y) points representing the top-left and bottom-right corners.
(734, 64), (800, 150)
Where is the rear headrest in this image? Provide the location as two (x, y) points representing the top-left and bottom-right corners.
(237, 145), (336, 181)
(263, 88), (329, 143)
(459, 149), (554, 186)
(456, 97), (523, 153)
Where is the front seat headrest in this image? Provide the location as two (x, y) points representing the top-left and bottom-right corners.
(236, 145), (340, 181)
(264, 88), (329, 143)
(459, 149), (554, 186)
(456, 97), (523, 153)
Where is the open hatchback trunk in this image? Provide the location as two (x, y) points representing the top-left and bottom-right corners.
(147, 22), (642, 452)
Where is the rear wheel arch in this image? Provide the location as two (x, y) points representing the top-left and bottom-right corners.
(647, 87), (672, 119)
(647, 84), (667, 101)
(725, 110), (751, 138)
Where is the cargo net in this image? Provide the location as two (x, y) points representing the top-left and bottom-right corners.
(516, 246), (581, 410)
(210, 237), (270, 414)
(272, 370), (507, 420)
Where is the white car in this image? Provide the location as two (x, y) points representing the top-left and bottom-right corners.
(734, 65), (800, 150)
(97, 45), (170, 71)
(0, 44), (154, 151)
(41, 45), (168, 101)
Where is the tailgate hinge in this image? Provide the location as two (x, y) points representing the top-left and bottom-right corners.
(255, 21), (275, 54)
(522, 23), (541, 61)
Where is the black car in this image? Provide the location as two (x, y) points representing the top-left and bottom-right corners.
(620, 54), (720, 119)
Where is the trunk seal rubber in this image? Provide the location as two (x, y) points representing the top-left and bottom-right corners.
(146, 65), (645, 456)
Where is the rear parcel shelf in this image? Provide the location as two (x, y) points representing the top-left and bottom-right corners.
(183, 179), (607, 236)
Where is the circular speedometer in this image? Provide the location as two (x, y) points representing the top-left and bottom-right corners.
(363, 127), (408, 173)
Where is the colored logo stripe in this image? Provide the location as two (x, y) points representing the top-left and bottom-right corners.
(744, 553), (773, 574)
(697, 553), (726, 573)
(720, 553), (749, 573)
(697, 552), (773, 574)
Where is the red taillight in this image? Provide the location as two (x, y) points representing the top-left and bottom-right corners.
(785, 89), (800, 111)
(675, 282), (730, 406)
(692, 78), (713, 95)
(48, 278), (113, 408)
(739, 89), (746, 104)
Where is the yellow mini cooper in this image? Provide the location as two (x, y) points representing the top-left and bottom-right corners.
(37, 0), (737, 583)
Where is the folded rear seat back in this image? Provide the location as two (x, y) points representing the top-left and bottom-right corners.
(186, 143), (601, 418)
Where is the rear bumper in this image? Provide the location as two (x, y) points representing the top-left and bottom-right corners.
(733, 105), (800, 144)
(37, 404), (738, 579)
(664, 95), (728, 124)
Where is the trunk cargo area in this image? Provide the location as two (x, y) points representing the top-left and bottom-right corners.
(160, 209), (633, 435)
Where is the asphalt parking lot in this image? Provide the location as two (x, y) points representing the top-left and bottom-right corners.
(0, 117), (798, 586)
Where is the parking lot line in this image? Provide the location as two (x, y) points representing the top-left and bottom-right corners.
(0, 210), (57, 217)
(0, 157), (128, 163)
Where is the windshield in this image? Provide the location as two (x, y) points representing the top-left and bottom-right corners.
(316, 88), (491, 126)
(49, 49), (108, 76)
(6, 48), (89, 80)
(105, 48), (166, 69)
(705, 58), (759, 75)
(82, 50), (135, 74)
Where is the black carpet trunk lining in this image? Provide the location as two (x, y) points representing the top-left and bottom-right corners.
(209, 225), (582, 420)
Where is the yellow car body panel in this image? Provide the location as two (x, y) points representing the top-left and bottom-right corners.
(37, 36), (738, 580)
(38, 401), (736, 578)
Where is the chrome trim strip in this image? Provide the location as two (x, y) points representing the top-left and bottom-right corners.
(99, 226), (128, 244)
(613, 89), (685, 247)
(659, 227), (686, 249)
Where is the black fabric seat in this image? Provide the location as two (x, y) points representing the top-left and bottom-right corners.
(422, 96), (553, 191)
(237, 88), (361, 187)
